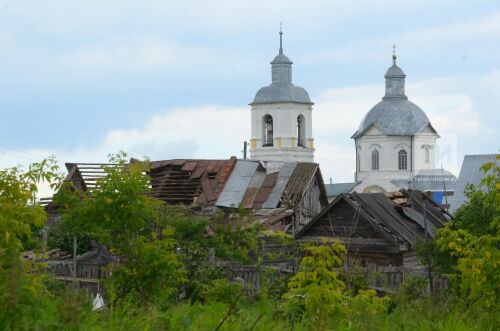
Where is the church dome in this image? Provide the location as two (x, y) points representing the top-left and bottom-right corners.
(353, 98), (430, 137)
(352, 53), (434, 138)
(253, 84), (312, 105)
(251, 30), (312, 106)
(271, 53), (292, 64)
(385, 63), (406, 77)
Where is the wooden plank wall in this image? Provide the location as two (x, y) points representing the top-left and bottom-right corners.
(295, 175), (326, 230)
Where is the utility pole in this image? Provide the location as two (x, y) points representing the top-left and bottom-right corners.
(73, 235), (78, 280)
(242, 141), (248, 160)
(422, 201), (434, 294)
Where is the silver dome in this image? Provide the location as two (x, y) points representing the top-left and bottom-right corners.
(271, 53), (292, 64)
(252, 84), (312, 105)
(352, 57), (435, 138)
(353, 98), (430, 138)
(251, 31), (312, 106)
(385, 64), (405, 77)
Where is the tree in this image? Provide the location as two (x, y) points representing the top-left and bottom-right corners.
(0, 157), (62, 329)
(56, 152), (186, 305)
(283, 241), (349, 328)
(282, 240), (390, 330)
(434, 155), (500, 311)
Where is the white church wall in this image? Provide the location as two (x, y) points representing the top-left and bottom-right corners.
(356, 135), (412, 172)
(250, 102), (314, 162)
(413, 132), (438, 171)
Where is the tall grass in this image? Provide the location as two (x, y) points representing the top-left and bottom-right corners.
(63, 296), (496, 331)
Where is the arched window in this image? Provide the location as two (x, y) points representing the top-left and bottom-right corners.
(371, 149), (379, 170)
(297, 115), (305, 147)
(398, 149), (408, 170)
(262, 115), (273, 147)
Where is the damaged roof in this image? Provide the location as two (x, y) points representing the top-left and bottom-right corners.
(215, 160), (326, 211)
(296, 189), (451, 249)
(147, 158), (237, 205)
(49, 158), (237, 207)
(46, 158), (326, 217)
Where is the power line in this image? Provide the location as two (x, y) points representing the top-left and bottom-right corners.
(0, 144), (45, 162)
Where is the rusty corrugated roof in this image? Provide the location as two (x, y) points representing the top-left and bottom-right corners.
(149, 157), (237, 206)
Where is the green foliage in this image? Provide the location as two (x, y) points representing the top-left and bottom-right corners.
(210, 212), (262, 263)
(452, 156), (500, 237)
(283, 241), (349, 327)
(282, 241), (392, 329)
(0, 157), (61, 250)
(431, 156), (500, 311)
(154, 204), (223, 302)
(106, 234), (186, 307)
(398, 275), (428, 302)
(1, 154), (498, 329)
(0, 158), (62, 330)
(342, 263), (369, 296)
(202, 278), (246, 304)
(56, 152), (187, 305)
(56, 152), (159, 249)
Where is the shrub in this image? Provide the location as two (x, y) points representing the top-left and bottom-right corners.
(202, 278), (246, 304)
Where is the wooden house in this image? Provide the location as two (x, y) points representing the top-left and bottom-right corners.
(43, 158), (328, 232)
(295, 190), (452, 268)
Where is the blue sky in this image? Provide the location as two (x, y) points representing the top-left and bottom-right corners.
(1, 0), (499, 192)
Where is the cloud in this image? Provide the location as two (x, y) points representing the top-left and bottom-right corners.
(403, 12), (500, 44)
(0, 74), (494, 196)
(0, 105), (249, 167)
(66, 38), (177, 69)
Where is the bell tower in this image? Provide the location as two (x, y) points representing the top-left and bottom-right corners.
(249, 28), (314, 162)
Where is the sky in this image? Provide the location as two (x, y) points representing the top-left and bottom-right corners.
(0, 0), (499, 196)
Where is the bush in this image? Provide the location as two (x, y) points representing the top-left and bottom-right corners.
(202, 278), (246, 304)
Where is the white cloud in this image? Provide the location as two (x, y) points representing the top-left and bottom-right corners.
(403, 12), (500, 44)
(0, 105), (249, 170)
(0, 73), (493, 196)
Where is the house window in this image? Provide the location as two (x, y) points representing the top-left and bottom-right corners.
(262, 115), (273, 147)
(398, 149), (408, 170)
(371, 149), (379, 170)
(297, 115), (305, 147)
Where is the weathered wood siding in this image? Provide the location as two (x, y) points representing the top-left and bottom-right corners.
(402, 250), (426, 271)
(295, 174), (326, 229)
(301, 199), (381, 238)
(298, 197), (408, 266)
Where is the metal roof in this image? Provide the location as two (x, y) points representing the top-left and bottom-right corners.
(251, 32), (312, 105)
(352, 98), (431, 138)
(391, 169), (457, 192)
(352, 59), (434, 139)
(252, 84), (312, 105)
(215, 160), (327, 212)
(325, 182), (358, 198)
(215, 160), (260, 208)
(262, 162), (297, 208)
(385, 63), (405, 77)
(148, 158), (237, 206)
(449, 154), (499, 213)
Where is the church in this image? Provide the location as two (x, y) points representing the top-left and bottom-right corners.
(249, 31), (456, 201)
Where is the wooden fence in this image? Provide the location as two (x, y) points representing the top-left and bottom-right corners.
(46, 260), (106, 279)
(216, 261), (447, 295)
